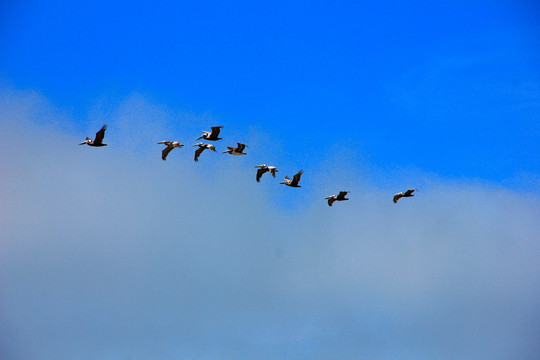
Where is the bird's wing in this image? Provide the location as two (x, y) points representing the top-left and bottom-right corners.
(94, 124), (107, 144)
(405, 189), (415, 196)
(269, 167), (277, 177)
(393, 193), (403, 203)
(256, 168), (267, 182)
(292, 170), (304, 185)
(236, 143), (246, 152)
(327, 197), (336, 206)
(162, 146), (173, 160)
(194, 147), (205, 162)
(210, 126), (223, 137)
(337, 191), (348, 199)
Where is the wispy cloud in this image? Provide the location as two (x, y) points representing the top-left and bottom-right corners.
(1, 89), (539, 360)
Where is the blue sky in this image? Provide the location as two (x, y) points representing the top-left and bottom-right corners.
(1, 1), (539, 359)
(1, 1), (539, 183)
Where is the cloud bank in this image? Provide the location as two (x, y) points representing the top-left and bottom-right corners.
(1, 89), (539, 360)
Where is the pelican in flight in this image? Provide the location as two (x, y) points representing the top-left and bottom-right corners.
(222, 142), (248, 155)
(393, 189), (417, 203)
(157, 140), (184, 160)
(280, 170), (304, 187)
(255, 164), (278, 182)
(79, 124), (107, 147)
(193, 142), (216, 162)
(196, 126), (223, 141)
(326, 191), (350, 207)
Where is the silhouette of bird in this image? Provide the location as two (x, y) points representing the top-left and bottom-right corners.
(280, 170), (304, 187)
(326, 191), (350, 207)
(222, 142), (247, 155)
(255, 164), (278, 182)
(393, 189), (417, 203)
(193, 142), (216, 162)
(157, 140), (184, 160)
(79, 125), (107, 147)
(196, 126), (223, 141)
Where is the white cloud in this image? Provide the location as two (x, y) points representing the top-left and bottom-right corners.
(1, 88), (539, 359)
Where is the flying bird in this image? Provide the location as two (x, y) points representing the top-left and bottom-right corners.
(157, 140), (184, 160)
(326, 191), (350, 207)
(255, 164), (278, 182)
(193, 142), (216, 162)
(393, 189), (417, 203)
(196, 126), (223, 141)
(222, 142), (248, 155)
(280, 170), (304, 187)
(79, 124), (107, 147)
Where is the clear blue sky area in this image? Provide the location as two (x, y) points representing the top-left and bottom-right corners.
(1, 1), (539, 185)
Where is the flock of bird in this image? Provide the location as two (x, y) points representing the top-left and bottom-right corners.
(80, 124), (417, 206)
